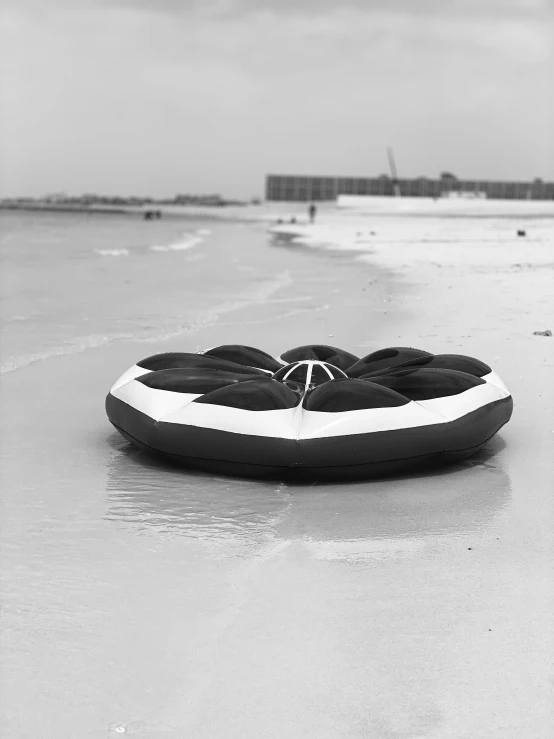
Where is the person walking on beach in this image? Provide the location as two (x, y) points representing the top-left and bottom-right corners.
(308, 203), (317, 224)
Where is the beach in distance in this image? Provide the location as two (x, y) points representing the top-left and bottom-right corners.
(1, 198), (553, 738)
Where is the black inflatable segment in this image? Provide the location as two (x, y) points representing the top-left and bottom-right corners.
(367, 368), (485, 401)
(193, 379), (300, 411)
(136, 352), (268, 376)
(273, 363), (309, 385)
(204, 345), (283, 372)
(347, 347), (433, 377)
(361, 353), (492, 378)
(280, 345), (359, 371)
(138, 368), (262, 394)
(304, 378), (410, 412)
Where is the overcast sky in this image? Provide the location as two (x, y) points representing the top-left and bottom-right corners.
(1, 0), (552, 198)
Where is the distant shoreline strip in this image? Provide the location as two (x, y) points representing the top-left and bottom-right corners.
(0, 204), (135, 215)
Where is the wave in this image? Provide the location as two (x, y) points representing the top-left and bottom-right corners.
(0, 271), (293, 374)
(93, 231), (208, 257)
(2, 314), (30, 322)
(149, 232), (205, 253)
(95, 248), (130, 257)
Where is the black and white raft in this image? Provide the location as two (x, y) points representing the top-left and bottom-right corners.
(105, 344), (513, 479)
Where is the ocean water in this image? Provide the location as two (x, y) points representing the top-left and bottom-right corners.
(3, 208), (552, 376)
(0, 210), (292, 374)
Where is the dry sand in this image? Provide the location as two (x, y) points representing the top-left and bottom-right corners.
(1, 200), (553, 738)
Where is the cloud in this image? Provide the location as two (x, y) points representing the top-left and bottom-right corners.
(0, 0), (552, 197)
(5, 0), (553, 19)
(98, 0), (551, 14)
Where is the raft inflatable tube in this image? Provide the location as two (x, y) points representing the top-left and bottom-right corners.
(106, 344), (513, 479)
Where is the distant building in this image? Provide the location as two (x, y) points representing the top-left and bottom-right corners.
(173, 193), (225, 206)
(265, 174), (554, 201)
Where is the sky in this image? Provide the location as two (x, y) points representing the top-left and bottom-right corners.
(0, 0), (552, 198)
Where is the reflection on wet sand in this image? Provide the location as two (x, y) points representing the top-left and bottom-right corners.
(105, 434), (291, 545)
(105, 432), (511, 552)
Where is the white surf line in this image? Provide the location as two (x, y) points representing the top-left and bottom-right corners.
(132, 270), (294, 346)
(0, 332), (137, 374)
(2, 314), (31, 322)
(232, 305), (328, 326)
(149, 232), (205, 253)
(94, 248), (130, 257)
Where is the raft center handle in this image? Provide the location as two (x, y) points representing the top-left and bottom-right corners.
(280, 360), (338, 398)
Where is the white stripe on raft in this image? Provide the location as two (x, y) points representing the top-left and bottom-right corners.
(160, 403), (300, 439)
(112, 380), (201, 422)
(416, 382), (509, 421)
(299, 402), (440, 439)
(482, 370), (510, 394)
(110, 364), (152, 393)
(110, 382), (510, 440)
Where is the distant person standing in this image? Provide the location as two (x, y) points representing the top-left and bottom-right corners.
(308, 203), (317, 224)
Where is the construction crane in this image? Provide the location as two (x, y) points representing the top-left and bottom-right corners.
(386, 146), (401, 197)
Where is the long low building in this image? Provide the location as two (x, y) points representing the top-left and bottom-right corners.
(266, 174), (554, 201)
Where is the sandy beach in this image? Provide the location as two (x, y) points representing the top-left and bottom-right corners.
(1, 200), (553, 738)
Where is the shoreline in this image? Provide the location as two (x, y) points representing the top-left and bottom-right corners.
(0, 203), (135, 215)
(2, 195), (553, 223)
(1, 210), (553, 738)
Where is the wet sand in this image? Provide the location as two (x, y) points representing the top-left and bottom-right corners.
(1, 204), (553, 738)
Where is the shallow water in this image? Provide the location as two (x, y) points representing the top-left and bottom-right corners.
(0, 211), (293, 373)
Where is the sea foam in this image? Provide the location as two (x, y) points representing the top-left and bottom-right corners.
(150, 232), (205, 253)
(95, 248), (130, 257)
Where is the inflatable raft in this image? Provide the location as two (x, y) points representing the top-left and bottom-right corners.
(106, 344), (513, 479)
